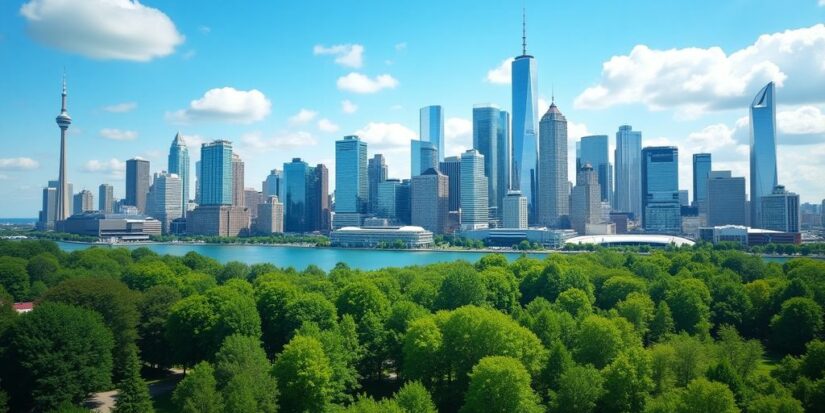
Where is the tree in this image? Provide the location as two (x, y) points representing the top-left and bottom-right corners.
(771, 297), (823, 355)
(540, 341), (573, 393)
(552, 365), (604, 413)
(649, 300), (675, 342)
(296, 318), (361, 404)
(801, 339), (825, 380)
(336, 282), (390, 322)
(137, 285), (181, 368)
(747, 394), (804, 413)
(172, 361), (223, 413)
(480, 267), (520, 313)
(664, 278), (711, 334)
(435, 266), (487, 310)
(615, 292), (655, 339)
(122, 260), (179, 291)
(256, 281), (300, 355)
(3, 302), (113, 411)
(459, 356), (543, 413)
(217, 261), (250, 284)
(675, 378), (739, 413)
(599, 275), (647, 309)
(556, 288), (592, 318)
(669, 333), (709, 387)
(113, 345), (154, 413)
(394, 381), (436, 413)
(26, 252), (60, 286)
(214, 335), (278, 413)
(574, 315), (625, 369)
(273, 335), (333, 413)
(599, 349), (653, 413)
(0, 256), (29, 301)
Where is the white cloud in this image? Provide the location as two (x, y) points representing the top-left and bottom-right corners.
(444, 117), (472, 156)
(778, 105), (825, 135)
(167, 87), (271, 124)
(486, 58), (514, 85)
(103, 102), (137, 113)
(395, 42), (407, 51)
(240, 131), (317, 151)
(575, 24), (825, 113)
(337, 73), (398, 94)
(354, 122), (417, 179)
(82, 158), (125, 176)
(317, 118), (340, 133)
(820, 0), (825, 6)
(20, 0), (184, 61)
(313, 44), (364, 68)
(341, 99), (358, 114)
(0, 157), (39, 170)
(289, 109), (317, 125)
(99, 128), (138, 141)
(687, 124), (738, 152)
(178, 133), (206, 153)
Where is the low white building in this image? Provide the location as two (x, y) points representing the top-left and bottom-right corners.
(330, 226), (434, 248)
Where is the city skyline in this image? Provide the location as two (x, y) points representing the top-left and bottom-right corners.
(2, 1), (825, 217)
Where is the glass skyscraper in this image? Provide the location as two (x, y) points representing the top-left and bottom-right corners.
(497, 110), (511, 210)
(579, 135), (612, 204)
(460, 149), (488, 230)
(368, 154), (388, 214)
(511, 29), (538, 223)
(641, 146), (681, 233)
(615, 125), (642, 220)
(692, 153), (711, 211)
(126, 158), (151, 213)
(538, 102), (568, 228)
(262, 169), (284, 201)
(419, 105), (444, 162)
(168, 132), (190, 214)
(335, 135), (368, 214)
(199, 140), (233, 206)
(473, 105), (500, 218)
(750, 82), (778, 228)
(284, 158), (310, 232)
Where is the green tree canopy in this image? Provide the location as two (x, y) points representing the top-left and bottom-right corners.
(459, 356), (543, 413)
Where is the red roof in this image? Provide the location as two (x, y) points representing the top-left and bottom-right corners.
(13, 302), (34, 312)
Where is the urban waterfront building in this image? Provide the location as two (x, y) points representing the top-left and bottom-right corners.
(497, 110), (512, 211)
(502, 190), (528, 229)
(641, 146), (681, 233)
(244, 189), (263, 219)
(334, 135), (368, 228)
(125, 158), (151, 213)
(283, 158), (329, 233)
(460, 227), (576, 248)
(750, 82), (779, 228)
(55, 75), (72, 223)
(579, 135), (612, 204)
(37, 184), (57, 230)
(200, 140), (233, 206)
(411, 140), (438, 177)
(376, 179), (402, 221)
(73, 190), (94, 214)
(511, 13), (539, 223)
(313, 164), (331, 232)
(615, 125), (643, 220)
(396, 180), (411, 225)
(168, 133), (190, 214)
(368, 154), (388, 214)
(187, 205), (249, 237)
(538, 101), (569, 227)
(262, 169), (284, 200)
(147, 172), (183, 233)
(256, 196), (284, 234)
(232, 153), (245, 207)
(420, 105), (444, 162)
(411, 168), (449, 234)
(99, 184), (114, 213)
(570, 164), (601, 235)
(330, 226), (434, 248)
(692, 153), (711, 212)
(707, 171), (746, 226)
(439, 156), (461, 212)
(679, 190), (689, 207)
(473, 105), (500, 218)
(190, 140), (247, 236)
(63, 212), (161, 241)
(761, 185), (800, 233)
(194, 160), (201, 204)
(460, 149), (488, 230)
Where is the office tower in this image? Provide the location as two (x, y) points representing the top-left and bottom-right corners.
(761, 185), (800, 232)
(692, 153), (711, 212)
(411, 140), (438, 177)
(195, 160), (201, 204)
(502, 190), (528, 229)
(615, 125), (643, 220)
(512, 12), (538, 224)
(245, 189), (262, 219)
(200, 140), (233, 205)
(707, 171), (746, 226)
(313, 164), (331, 232)
(168, 132), (190, 214)
(99, 184), (114, 213)
(439, 156), (461, 212)
(376, 179), (402, 221)
(460, 149), (488, 230)
(497, 110), (512, 206)
(38, 182), (57, 230)
(396, 180), (412, 225)
(679, 190), (689, 206)
(232, 153), (245, 207)
(125, 158), (151, 213)
(420, 105), (444, 162)
(579, 135), (613, 203)
(284, 158), (312, 232)
(334, 135), (368, 228)
(641, 146), (681, 233)
(411, 168), (449, 234)
(147, 172), (182, 233)
(569, 164), (602, 235)
(473, 105), (500, 219)
(262, 169), (284, 200)
(750, 82), (779, 227)
(55, 75), (72, 222)
(73, 190), (94, 214)
(256, 196), (284, 234)
(538, 101), (569, 227)
(368, 154), (388, 214)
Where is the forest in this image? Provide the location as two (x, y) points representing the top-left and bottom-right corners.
(0, 239), (824, 412)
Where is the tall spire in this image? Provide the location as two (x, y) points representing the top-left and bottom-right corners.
(61, 70), (67, 113)
(522, 7), (527, 55)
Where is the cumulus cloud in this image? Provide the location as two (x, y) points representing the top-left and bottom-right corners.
(575, 24), (825, 113)
(20, 0), (184, 61)
(103, 102), (137, 113)
(486, 58), (514, 84)
(317, 119), (340, 133)
(341, 99), (358, 114)
(240, 131), (317, 151)
(82, 158), (126, 176)
(778, 105), (825, 139)
(444, 117), (472, 156)
(100, 128), (138, 141)
(178, 133), (206, 152)
(167, 87), (271, 124)
(313, 44), (364, 68)
(289, 109), (317, 125)
(0, 157), (39, 170)
(337, 73), (398, 94)
(354, 122), (417, 179)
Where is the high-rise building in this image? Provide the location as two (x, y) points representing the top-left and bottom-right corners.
(256, 196), (284, 234)
(73, 190), (94, 214)
(232, 153), (245, 207)
(283, 158), (329, 233)
(439, 156), (461, 212)
(570, 164), (601, 235)
(99, 184), (114, 213)
(579, 135), (612, 204)
(420, 105), (444, 162)
(761, 185), (799, 232)
(200, 140), (233, 206)
(502, 190), (528, 229)
(376, 179), (402, 221)
(750, 82), (779, 227)
(334, 135), (368, 228)
(168, 133), (190, 214)
(37, 183), (57, 230)
(615, 125), (642, 220)
(262, 169), (284, 200)
(692, 153), (711, 212)
(187, 205), (248, 236)
(679, 190), (689, 207)
(147, 172), (183, 233)
(125, 158), (151, 213)
(411, 140), (438, 177)
(538, 101), (569, 227)
(497, 110), (512, 207)
(460, 149), (488, 230)
(396, 180), (411, 225)
(313, 164), (331, 232)
(194, 160), (201, 204)
(55, 75), (72, 223)
(244, 189), (263, 219)
(641, 146), (681, 233)
(473, 105), (500, 218)
(511, 13), (539, 224)
(411, 168), (449, 234)
(707, 171), (747, 226)
(368, 154), (388, 214)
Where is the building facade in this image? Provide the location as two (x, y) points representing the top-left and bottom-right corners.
(579, 135), (612, 204)
(73, 190), (94, 214)
(187, 205), (248, 237)
(707, 171), (747, 227)
(99, 184), (114, 213)
(511, 18), (538, 224)
(334, 135), (368, 228)
(439, 156), (461, 212)
(570, 164), (601, 235)
(200, 140), (233, 206)
(147, 172), (183, 233)
(411, 168), (449, 234)
(641, 146), (681, 233)
(460, 149), (488, 230)
(420, 105), (444, 162)
(262, 169), (284, 200)
(256, 196), (284, 234)
(168, 133), (190, 215)
(231, 153), (245, 207)
(538, 102), (569, 227)
(692, 153), (711, 212)
(750, 82), (779, 228)
(502, 190), (528, 229)
(368, 154), (388, 214)
(615, 125), (642, 220)
(761, 185), (800, 232)
(126, 158), (151, 213)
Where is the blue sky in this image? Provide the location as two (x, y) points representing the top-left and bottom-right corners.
(1, 0), (824, 217)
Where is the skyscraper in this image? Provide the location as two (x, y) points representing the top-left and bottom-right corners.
(147, 172), (182, 233)
(641, 146), (681, 233)
(232, 153), (245, 207)
(200, 140), (233, 206)
(511, 12), (538, 224)
(334, 135), (368, 227)
(262, 169), (284, 200)
(439, 156), (461, 212)
(73, 190), (94, 214)
(99, 184), (114, 213)
(750, 82), (779, 227)
(37, 183), (57, 230)
(376, 179), (402, 221)
(761, 185), (799, 233)
(312, 164), (331, 232)
(497, 110), (512, 208)
(615, 125), (642, 220)
(570, 164), (601, 235)
(256, 196), (284, 234)
(168, 133), (190, 214)
(125, 158), (151, 213)
(244, 189), (262, 219)
(411, 140), (438, 177)
(707, 171), (746, 226)
(538, 101), (569, 227)
(502, 190), (528, 229)
(411, 168), (449, 234)
(473, 105), (500, 218)
(284, 158), (311, 232)
(368, 154), (388, 214)
(579, 135), (612, 204)
(692, 153), (711, 212)
(460, 149), (488, 230)
(420, 105), (444, 162)
(55, 75), (72, 222)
